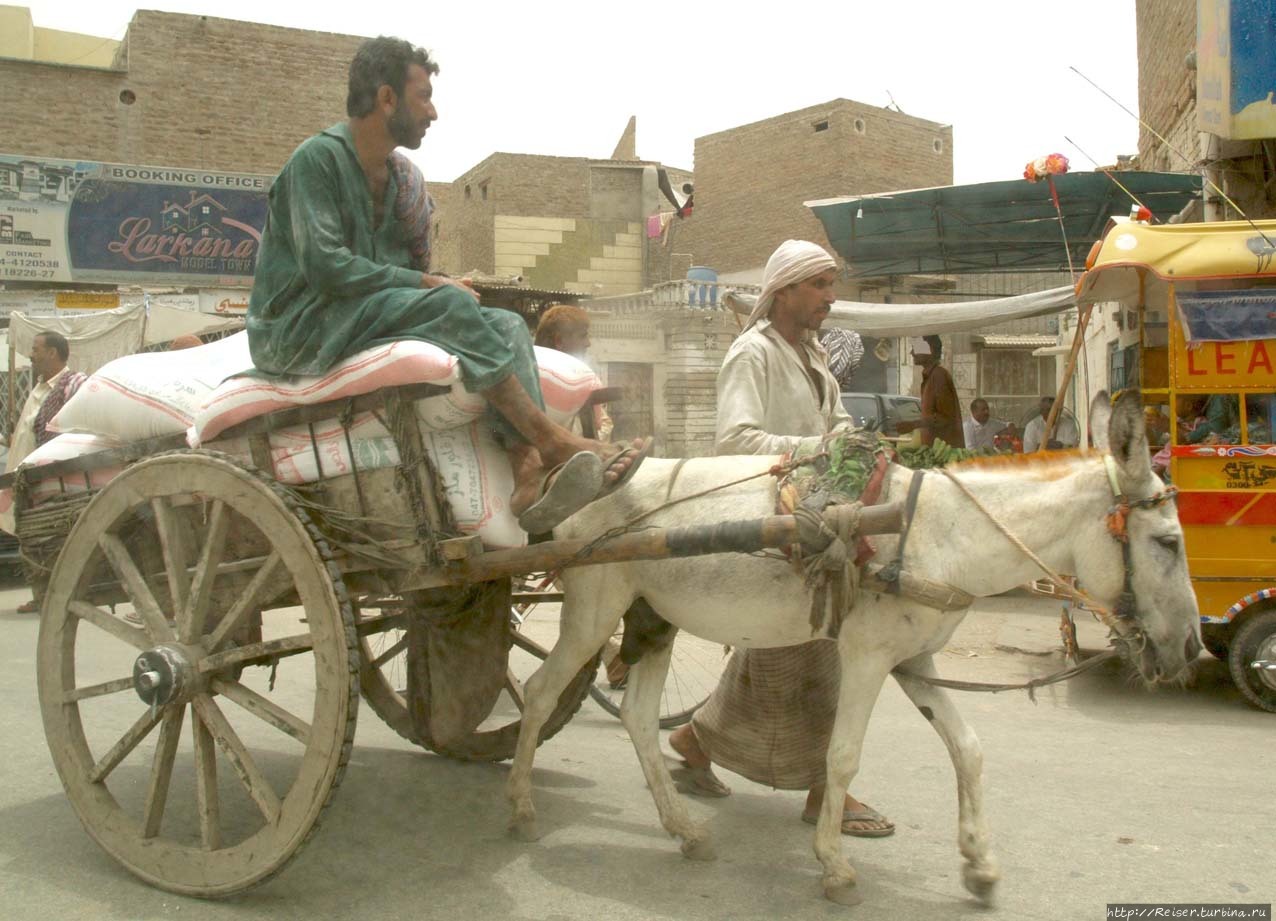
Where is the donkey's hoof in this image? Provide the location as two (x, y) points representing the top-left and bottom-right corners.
(822, 877), (863, 906)
(680, 835), (717, 861)
(962, 862), (999, 905)
(508, 813), (542, 843)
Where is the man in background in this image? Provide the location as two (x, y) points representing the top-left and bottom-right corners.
(1023, 395), (1080, 452)
(962, 398), (1006, 451)
(5, 331), (87, 612)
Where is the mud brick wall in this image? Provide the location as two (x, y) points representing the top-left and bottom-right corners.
(1135, 0), (1197, 174)
(677, 100), (953, 274)
(0, 10), (365, 174)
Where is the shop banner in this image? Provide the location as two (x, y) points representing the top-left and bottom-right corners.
(0, 154), (270, 285)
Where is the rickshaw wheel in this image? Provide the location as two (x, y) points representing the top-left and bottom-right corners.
(1228, 609), (1276, 713)
(357, 583), (599, 762)
(37, 451), (358, 897)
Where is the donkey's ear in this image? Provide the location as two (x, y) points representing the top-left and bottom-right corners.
(1108, 390), (1153, 488)
(1090, 391), (1112, 452)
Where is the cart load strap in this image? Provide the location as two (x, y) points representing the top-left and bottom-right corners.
(1176, 290), (1276, 343)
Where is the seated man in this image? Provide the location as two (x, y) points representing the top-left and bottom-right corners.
(248, 37), (644, 531)
(1023, 396), (1079, 452)
(963, 398), (1007, 451)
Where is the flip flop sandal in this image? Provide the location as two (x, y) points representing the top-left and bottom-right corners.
(801, 805), (896, 838)
(595, 437), (654, 499)
(665, 755), (733, 798)
(517, 451), (605, 535)
(16, 599), (39, 614)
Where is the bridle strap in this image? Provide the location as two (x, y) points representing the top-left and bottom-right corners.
(877, 468), (925, 593)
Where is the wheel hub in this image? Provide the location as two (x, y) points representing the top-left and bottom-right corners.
(1251, 634), (1276, 692)
(133, 644), (197, 708)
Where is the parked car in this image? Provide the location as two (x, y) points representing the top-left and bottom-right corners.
(840, 392), (922, 437)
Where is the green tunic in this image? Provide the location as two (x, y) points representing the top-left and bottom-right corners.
(247, 122), (542, 442)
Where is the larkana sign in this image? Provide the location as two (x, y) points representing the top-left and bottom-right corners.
(0, 155), (271, 285)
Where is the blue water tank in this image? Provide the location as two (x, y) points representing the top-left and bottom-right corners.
(687, 265), (718, 307)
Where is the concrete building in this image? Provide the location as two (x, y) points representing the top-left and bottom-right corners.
(1136, 0), (1275, 221)
(429, 145), (693, 298)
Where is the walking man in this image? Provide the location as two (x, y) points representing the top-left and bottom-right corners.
(666, 239), (894, 838)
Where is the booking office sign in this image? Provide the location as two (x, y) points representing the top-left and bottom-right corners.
(0, 153), (270, 286)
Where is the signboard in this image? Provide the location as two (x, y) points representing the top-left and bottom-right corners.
(1197, 0), (1276, 140)
(0, 154), (271, 285)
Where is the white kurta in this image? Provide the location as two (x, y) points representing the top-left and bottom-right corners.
(1023, 413), (1080, 452)
(715, 320), (854, 455)
(963, 417), (1007, 452)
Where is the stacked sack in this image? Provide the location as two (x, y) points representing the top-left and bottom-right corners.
(9, 332), (603, 549)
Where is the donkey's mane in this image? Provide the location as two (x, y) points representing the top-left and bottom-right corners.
(946, 449), (1099, 481)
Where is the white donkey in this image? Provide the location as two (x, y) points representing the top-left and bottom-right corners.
(506, 391), (1201, 905)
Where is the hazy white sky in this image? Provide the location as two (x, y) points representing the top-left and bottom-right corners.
(24, 0), (1149, 186)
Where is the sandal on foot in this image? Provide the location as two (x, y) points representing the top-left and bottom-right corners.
(595, 437), (653, 499)
(16, 599), (38, 614)
(801, 805), (895, 838)
(517, 451), (604, 535)
(665, 755), (732, 798)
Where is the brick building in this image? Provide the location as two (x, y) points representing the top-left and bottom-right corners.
(676, 99), (954, 276)
(1136, 0), (1275, 220)
(0, 7), (365, 175)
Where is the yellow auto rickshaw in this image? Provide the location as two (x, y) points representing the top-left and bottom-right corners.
(1076, 216), (1276, 712)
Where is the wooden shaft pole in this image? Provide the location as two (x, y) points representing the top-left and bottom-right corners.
(451, 502), (904, 584)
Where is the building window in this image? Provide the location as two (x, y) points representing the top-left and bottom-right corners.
(119, 89), (136, 105)
(933, 138), (944, 153)
(479, 181), (489, 201)
(853, 117), (866, 135)
(813, 120), (829, 133)
(464, 185), (472, 200)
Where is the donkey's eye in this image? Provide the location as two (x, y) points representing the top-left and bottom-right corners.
(1155, 535), (1180, 552)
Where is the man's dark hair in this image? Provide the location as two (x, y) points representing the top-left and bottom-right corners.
(35, 331), (69, 362)
(970, 398), (988, 412)
(923, 334), (943, 359)
(347, 36), (439, 117)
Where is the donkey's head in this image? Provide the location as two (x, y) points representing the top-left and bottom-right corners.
(1080, 390), (1201, 684)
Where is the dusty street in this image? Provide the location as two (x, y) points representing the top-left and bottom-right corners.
(0, 581), (1270, 921)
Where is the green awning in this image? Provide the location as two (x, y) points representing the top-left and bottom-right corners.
(806, 171), (1202, 276)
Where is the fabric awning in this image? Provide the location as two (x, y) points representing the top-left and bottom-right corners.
(975, 334), (1059, 348)
(724, 284), (1075, 337)
(806, 172), (1202, 276)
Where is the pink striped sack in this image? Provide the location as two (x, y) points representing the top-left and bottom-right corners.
(190, 338), (479, 445)
(49, 334), (254, 442)
(533, 346), (603, 426)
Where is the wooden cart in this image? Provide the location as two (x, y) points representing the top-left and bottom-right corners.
(1, 381), (899, 897)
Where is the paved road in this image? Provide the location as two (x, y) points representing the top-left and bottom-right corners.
(0, 582), (1271, 921)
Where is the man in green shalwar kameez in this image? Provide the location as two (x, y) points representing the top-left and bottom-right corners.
(248, 36), (645, 532)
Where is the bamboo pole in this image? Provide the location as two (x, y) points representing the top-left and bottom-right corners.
(1041, 301), (1094, 449)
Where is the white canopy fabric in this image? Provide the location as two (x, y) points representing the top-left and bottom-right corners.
(723, 284), (1075, 337)
(8, 303), (243, 376)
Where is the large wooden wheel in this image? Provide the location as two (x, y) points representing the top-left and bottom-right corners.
(357, 581), (599, 762)
(37, 452), (358, 898)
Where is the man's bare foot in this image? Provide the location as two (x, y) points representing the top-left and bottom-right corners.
(668, 723), (712, 769)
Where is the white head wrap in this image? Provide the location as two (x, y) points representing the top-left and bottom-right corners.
(744, 240), (837, 330)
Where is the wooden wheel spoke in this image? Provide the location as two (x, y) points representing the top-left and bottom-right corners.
(64, 675), (136, 703)
(205, 552), (282, 651)
(192, 695), (281, 826)
(191, 708), (221, 851)
(151, 497), (192, 637)
(184, 500), (231, 643)
(211, 677), (311, 745)
(99, 533), (175, 643)
(198, 631), (314, 673)
(369, 635), (408, 671)
(142, 705), (186, 838)
(89, 707), (162, 783)
(69, 600), (150, 651)
(504, 669), (526, 713)
(510, 629), (551, 659)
